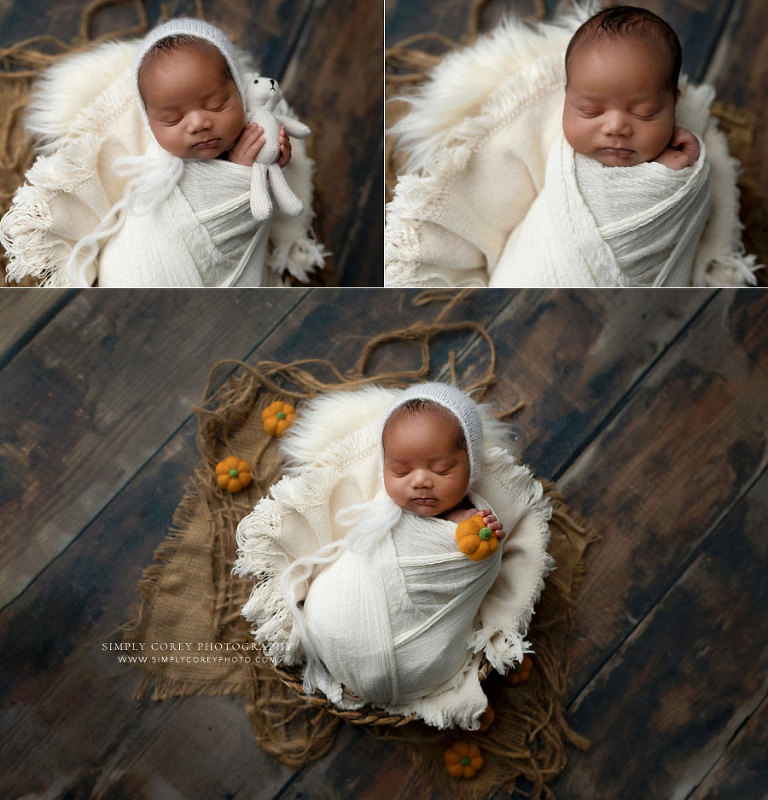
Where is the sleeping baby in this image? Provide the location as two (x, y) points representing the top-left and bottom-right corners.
(489, 5), (712, 287)
(1, 18), (323, 287)
(83, 18), (298, 287)
(235, 383), (553, 729)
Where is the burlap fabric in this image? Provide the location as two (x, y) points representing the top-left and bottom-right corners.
(124, 292), (593, 798)
(385, 0), (767, 284)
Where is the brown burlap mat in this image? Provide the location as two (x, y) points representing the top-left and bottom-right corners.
(385, 0), (767, 284)
(124, 291), (594, 798)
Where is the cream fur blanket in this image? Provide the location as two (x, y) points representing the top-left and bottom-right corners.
(385, 10), (758, 288)
(234, 386), (553, 729)
(0, 41), (325, 287)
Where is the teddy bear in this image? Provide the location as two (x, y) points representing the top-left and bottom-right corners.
(245, 74), (311, 223)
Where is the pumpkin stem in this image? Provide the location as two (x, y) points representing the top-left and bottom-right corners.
(478, 527), (492, 541)
(229, 468), (239, 477)
(276, 411), (286, 420)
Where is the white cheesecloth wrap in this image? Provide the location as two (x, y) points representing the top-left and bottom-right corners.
(488, 132), (712, 287)
(234, 385), (553, 729)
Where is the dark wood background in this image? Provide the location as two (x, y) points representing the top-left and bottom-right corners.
(1, 288), (766, 799)
(386, 0), (768, 283)
(0, 0), (382, 286)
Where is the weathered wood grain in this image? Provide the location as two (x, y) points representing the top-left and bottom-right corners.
(231, 287), (511, 382)
(0, 289), (306, 608)
(277, 723), (444, 800)
(281, 0), (384, 286)
(335, 138), (385, 287)
(451, 289), (714, 477)
(551, 467), (768, 798)
(0, 289), (75, 362)
(0, 417), (297, 800)
(690, 694), (768, 800)
(559, 290), (768, 696)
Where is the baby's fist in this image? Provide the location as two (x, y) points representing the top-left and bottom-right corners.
(655, 126), (699, 170)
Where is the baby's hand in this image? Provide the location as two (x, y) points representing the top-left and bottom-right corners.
(475, 508), (505, 540)
(277, 126), (292, 168)
(453, 507), (505, 540)
(228, 123), (265, 166)
(654, 126), (700, 170)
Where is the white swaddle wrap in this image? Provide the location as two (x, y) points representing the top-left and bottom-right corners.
(489, 133), (712, 287)
(235, 385), (553, 729)
(303, 494), (501, 708)
(97, 156), (269, 287)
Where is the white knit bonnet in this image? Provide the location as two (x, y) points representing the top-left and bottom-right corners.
(132, 18), (247, 129)
(381, 382), (484, 485)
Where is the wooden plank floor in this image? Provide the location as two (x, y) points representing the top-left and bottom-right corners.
(0, 0), (382, 286)
(386, 0), (768, 283)
(1, 288), (766, 799)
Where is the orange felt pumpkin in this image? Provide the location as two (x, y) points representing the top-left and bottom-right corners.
(477, 705), (495, 732)
(506, 654), (534, 685)
(445, 740), (483, 778)
(455, 514), (498, 562)
(215, 456), (252, 493)
(262, 400), (296, 437)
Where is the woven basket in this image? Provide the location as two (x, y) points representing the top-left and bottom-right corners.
(271, 657), (495, 726)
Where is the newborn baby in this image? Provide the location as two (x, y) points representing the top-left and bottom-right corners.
(283, 383), (506, 724)
(235, 381), (553, 729)
(489, 5), (712, 287)
(563, 5), (698, 170)
(381, 394), (504, 535)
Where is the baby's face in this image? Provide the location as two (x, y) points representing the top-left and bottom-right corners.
(563, 39), (676, 167)
(139, 43), (245, 159)
(382, 410), (470, 518)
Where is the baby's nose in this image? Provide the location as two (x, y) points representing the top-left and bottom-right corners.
(412, 470), (433, 487)
(187, 110), (213, 132)
(602, 110), (631, 136)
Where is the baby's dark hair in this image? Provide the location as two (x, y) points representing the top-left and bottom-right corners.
(383, 399), (467, 452)
(138, 34), (233, 85)
(565, 6), (682, 95)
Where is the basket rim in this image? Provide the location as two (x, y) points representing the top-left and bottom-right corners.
(271, 655), (494, 726)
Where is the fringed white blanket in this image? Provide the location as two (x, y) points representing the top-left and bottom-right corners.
(0, 41), (325, 287)
(488, 133), (712, 287)
(385, 10), (758, 287)
(234, 386), (553, 729)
